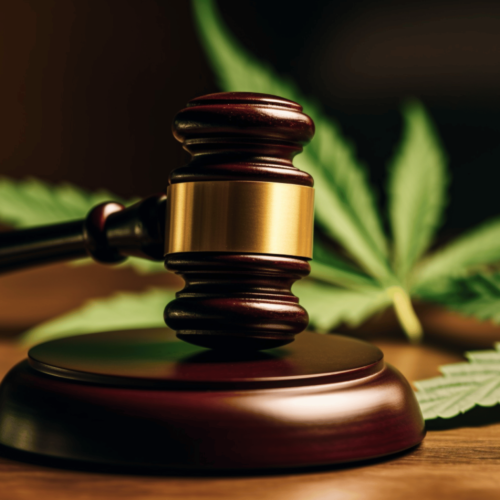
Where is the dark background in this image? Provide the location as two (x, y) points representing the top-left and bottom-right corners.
(1, 0), (500, 234)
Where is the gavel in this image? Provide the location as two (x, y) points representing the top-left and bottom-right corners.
(0, 93), (426, 471)
(0, 92), (315, 352)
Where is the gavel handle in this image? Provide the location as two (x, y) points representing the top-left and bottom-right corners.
(0, 194), (167, 274)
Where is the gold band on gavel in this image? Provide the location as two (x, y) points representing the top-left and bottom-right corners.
(165, 180), (314, 258)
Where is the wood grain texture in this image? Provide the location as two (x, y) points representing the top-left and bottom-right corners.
(170, 92), (314, 187)
(165, 92), (315, 350)
(0, 331), (424, 468)
(0, 337), (499, 499)
(166, 253), (310, 350)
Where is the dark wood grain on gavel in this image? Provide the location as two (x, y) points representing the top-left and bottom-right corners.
(165, 93), (314, 350)
(165, 253), (311, 350)
(0, 195), (166, 273)
(0, 92), (315, 351)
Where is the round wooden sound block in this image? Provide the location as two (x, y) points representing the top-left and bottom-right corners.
(0, 329), (425, 470)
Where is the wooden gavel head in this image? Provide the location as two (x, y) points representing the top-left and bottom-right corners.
(163, 92), (315, 351)
(0, 92), (315, 352)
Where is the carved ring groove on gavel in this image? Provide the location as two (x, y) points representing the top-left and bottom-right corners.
(0, 93), (315, 351)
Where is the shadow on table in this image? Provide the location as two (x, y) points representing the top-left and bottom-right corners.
(426, 404), (500, 430)
(0, 443), (420, 478)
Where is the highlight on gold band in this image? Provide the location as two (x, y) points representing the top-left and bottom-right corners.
(165, 180), (314, 259)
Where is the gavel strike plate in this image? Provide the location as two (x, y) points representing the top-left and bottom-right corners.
(0, 329), (425, 470)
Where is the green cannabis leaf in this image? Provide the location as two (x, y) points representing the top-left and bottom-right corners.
(191, 0), (500, 343)
(310, 237), (381, 291)
(0, 177), (165, 274)
(415, 344), (500, 420)
(192, 0), (446, 341)
(413, 218), (500, 289)
(388, 100), (448, 284)
(293, 280), (390, 332)
(304, 119), (394, 284)
(21, 288), (174, 345)
(416, 271), (500, 324)
(192, 0), (394, 285)
(0, 177), (127, 227)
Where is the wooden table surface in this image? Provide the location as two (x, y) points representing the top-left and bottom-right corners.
(0, 264), (499, 499)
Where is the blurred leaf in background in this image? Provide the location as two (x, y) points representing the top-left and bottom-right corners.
(192, 0), (500, 343)
(0, 177), (129, 227)
(21, 289), (174, 346)
(387, 100), (448, 285)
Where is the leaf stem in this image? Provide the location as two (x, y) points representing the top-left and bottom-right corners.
(386, 286), (423, 343)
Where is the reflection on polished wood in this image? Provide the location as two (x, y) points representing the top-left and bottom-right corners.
(0, 336), (499, 499)
(0, 331), (423, 469)
(0, 264), (498, 498)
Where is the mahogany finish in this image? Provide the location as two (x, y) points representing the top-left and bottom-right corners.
(165, 253), (310, 351)
(0, 194), (166, 273)
(0, 329), (425, 469)
(0, 336), (488, 500)
(170, 93), (314, 187)
(165, 93), (315, 350)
